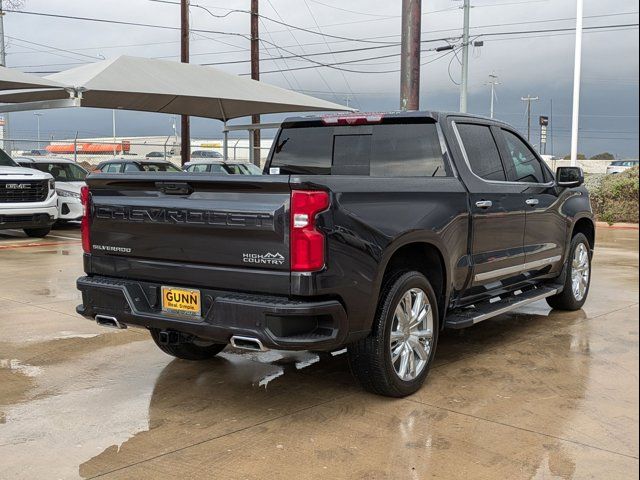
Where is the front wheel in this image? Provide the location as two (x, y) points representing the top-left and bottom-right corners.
(348, 271), (439, 397)
(150, 329), (226, 361)
(546, 233), (592, 311)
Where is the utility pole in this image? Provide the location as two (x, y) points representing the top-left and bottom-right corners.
(521, 95), (539, 142)
(570, 0), (583, 167)
(250, 0), (260, 166)
(0, 0), (11, 154)
(459, 0), (471, 113)
(399, 0), (421, 111)
(180, 0), (190, 166)
(487, 74), (500, 119)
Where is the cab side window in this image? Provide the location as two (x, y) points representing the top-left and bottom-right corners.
(456, 123), (506, 182)
(500, 129), (547, 184)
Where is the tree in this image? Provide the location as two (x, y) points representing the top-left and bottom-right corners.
(590, 152), (615, 160)
(563, 153), (586, 160)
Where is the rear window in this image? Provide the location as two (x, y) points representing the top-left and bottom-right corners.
(270, 123), (446, 177)
(139, 162), (182, 172)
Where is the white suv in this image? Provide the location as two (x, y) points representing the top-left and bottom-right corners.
(0, 149), (58, 238)
(17, 157), (88, 223)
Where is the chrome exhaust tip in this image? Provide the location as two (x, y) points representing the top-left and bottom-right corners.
(230, 335), (268, 352)
(95, 315), (127, 330)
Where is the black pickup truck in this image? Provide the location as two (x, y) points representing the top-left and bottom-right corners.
(76, 111), (594, 397)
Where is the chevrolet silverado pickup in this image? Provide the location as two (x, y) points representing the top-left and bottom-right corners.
(76, 112), (595, 397)
(1, 148), (58, 237)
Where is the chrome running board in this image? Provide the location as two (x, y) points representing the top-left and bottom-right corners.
(445, 285), (562, 329)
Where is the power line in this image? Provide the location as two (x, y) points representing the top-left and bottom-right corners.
(145, 1), (402, 45)
(6, 35), (103, 61)
(9, 6), (636, 49)
(264, 0), (341, 105)
(301, 0), (361, 110)
(306, 0), (398, 18)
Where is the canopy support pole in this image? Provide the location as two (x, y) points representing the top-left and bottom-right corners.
(217, 99), (229, 161)
(223, 122), (229, 161)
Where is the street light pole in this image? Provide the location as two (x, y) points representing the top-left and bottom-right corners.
(487, 74), (500, 119)
(570, 0), (584, 167)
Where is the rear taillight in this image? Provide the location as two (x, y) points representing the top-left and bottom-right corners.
(80, 185), (91, 253)
(290, 190), (329, 272)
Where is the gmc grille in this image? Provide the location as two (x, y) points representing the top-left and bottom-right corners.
(0, 180), (48, 203)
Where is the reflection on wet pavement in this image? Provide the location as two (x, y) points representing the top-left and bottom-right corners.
(0, 227), (638, 479)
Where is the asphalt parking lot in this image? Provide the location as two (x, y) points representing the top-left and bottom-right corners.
(0, 225), (638, 480)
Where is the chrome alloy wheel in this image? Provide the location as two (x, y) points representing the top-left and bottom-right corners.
(571, 243), (590, 301)
(389, 288), (434, 381)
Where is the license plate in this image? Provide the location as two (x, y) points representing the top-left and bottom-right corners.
(161, 286), (201, 317)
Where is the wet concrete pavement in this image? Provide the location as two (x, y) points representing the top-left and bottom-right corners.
(0, 225), (638, 479)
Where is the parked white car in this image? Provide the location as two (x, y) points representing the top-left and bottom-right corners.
(606, 160), (639, 175)
(0, 150), (58, 237)
(184, 159), (263, 175)
(17, 157), (88, 223)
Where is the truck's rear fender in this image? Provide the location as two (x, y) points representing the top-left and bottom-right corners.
(290, 176), (469, 335)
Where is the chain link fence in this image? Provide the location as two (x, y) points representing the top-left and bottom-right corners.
(1, 136), (274, 168)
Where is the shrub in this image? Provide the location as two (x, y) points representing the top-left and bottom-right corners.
(586, 167), (639, 224)
(590, 152), (615, 160)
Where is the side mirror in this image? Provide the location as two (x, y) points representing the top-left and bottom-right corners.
(556, 166), (584, 188)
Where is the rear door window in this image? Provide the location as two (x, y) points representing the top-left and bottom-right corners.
(456, 123), (506, 182)
(270, 122), (446, 176)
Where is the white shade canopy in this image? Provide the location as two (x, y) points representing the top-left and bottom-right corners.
(0, 66), (65, 91)
(0, 56), (351, 119)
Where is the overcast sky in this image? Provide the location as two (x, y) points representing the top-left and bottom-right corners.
(4, 0), (639, 157)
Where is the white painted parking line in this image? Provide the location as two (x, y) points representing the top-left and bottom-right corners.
(48, 234), (81, 241)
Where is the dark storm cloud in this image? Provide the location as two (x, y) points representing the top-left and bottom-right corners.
(5, 0), (639, 157)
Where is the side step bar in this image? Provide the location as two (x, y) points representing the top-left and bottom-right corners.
(445, 285), (562, 330)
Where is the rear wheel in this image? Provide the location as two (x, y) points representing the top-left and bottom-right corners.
(348, 271), (439, 397)
(546, 233), (592, 311)
(23, 227), (51, 238)
(150, 329), (226, 361)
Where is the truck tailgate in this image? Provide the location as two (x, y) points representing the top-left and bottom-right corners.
(86, 174), (291, 290)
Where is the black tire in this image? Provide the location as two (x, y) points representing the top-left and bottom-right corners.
(348, 271), (439, 397)
(150, 329), (226, 361)
(546, 233), (592, 311)
(23, 227), (51, 238)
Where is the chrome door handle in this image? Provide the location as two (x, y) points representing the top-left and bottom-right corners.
(475, 200), (493, 209)
(526, 198), (540, 206)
